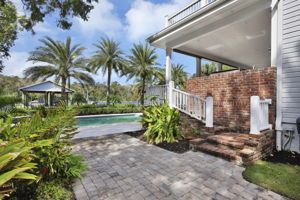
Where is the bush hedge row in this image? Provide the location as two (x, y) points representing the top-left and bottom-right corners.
(0, 95), (21, 109)
(75, 105), (142, 115)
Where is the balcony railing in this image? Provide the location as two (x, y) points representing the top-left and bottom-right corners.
(166, 0), (216, 27)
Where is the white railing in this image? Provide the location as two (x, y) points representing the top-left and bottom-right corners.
(145, 81), (213, 127)
(171, 88), (213, 127)
(250, 96), (272, 134)
(172, 88), (206, 121)
(145, 85), (168, 105)
(166, 0), (216, 26)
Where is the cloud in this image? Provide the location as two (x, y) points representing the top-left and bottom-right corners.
(125, 0), (191, 42)
(2, 52), (32, 77)
(75, 0), (122, 37)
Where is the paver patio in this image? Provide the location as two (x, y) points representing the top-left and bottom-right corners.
(72, 134), (286, 200)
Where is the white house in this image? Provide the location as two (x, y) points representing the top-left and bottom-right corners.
(146, 0), (300, 157)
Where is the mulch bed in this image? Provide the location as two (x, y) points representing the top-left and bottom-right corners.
(264, 150), (300, 166)
(125, 131), (190, 154)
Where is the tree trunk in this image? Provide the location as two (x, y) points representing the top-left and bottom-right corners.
(61, 76), (67, 101)
(141, 76), (146, 107)
(68, 77), (71, 89)
(106, 67), (111, 105)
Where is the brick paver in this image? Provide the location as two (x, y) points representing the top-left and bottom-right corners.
(72, 134), (287, 200)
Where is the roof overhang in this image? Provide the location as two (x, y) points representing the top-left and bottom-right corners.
(148, 0), (272, 69)
(19, 81), (74, 93)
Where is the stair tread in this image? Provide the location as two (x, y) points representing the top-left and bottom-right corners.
(190, 138), (206, 145)
(196, 143), (237, 160)
(207, 135), (245, 149)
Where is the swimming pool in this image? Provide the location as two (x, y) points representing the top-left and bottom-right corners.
(76, 114), (142, 127)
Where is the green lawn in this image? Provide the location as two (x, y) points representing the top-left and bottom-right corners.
(243, 161), (300, 200)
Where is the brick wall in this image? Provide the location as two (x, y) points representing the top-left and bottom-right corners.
(185, 67), (277, 131)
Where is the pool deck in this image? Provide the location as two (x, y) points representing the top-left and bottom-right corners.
(74, 122), (143, 139)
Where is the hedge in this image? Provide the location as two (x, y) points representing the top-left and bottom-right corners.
(0, 95), (22, 109)
(75, 104), (142, 115)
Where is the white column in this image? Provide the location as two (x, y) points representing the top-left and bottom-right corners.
(216, 62), (222, 72)
(166, 47), (172, 84)
(48, 92), (51, 107)
(168, 81), (174, 108)
(21, 92), (25, 108)
(250, 96), (261, 134)
(196, 57), (202, 77)
(206, 96), (213, 127)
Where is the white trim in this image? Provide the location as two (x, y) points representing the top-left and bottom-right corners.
(275, 0), (283, 151)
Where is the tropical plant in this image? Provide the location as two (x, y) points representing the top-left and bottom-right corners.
(141, 102), (184, 144)
(0, 140), (37, 199)
(24, 36), (95, 100)
(89, 37), (127, 105)
(0, 135), (53, 199)
(125, 43), (158, 106)
(154, 64), (188, 89)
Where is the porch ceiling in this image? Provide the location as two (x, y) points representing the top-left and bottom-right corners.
(149, 0), (272, 69)
(176, 9), (271, 69)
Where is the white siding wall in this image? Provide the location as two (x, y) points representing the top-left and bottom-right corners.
(282, 0), (300, 124)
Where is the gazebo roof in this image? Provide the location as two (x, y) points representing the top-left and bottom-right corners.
(19, 81), (74, 93)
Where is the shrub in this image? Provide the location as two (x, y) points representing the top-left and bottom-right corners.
(0, 111), (8, 120)
(142, 103), (184, 144)
(76, 104), (142, 115)
(36, 180), (72, 200)
(0, 96), (21, 110)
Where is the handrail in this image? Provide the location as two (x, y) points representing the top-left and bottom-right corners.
(172, 88), (207, 122)
(172, 88), (206, 101)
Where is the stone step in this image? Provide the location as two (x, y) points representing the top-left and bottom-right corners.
(189, 138), (206, 151)
(206, 134), (245, 149)
(196, 143), (237, 162)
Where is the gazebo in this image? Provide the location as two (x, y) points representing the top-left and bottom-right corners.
(19, 81), (74, 107)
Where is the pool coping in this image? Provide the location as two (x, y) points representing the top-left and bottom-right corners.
(75, 113), (143, 119)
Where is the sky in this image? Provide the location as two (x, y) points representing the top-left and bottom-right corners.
(3, 0), (199, 85)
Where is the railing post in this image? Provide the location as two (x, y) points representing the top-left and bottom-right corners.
(165, 15), (169, 27)
(168, 81), (174, 108)
(250, 96), (260, 134)
(206, 96), (213, 127)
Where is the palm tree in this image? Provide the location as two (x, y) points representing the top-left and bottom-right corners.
(24, 36), (94, 100)
(89, 37), (127, 105)
(154, 64), (188, 89)
(125, 43), (158, 106)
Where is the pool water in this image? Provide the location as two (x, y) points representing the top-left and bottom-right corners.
(76, 114), (141, 127)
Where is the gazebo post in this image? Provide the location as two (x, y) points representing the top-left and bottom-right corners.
(48, 92), (52, 107)
(21, 92), (25, 108)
